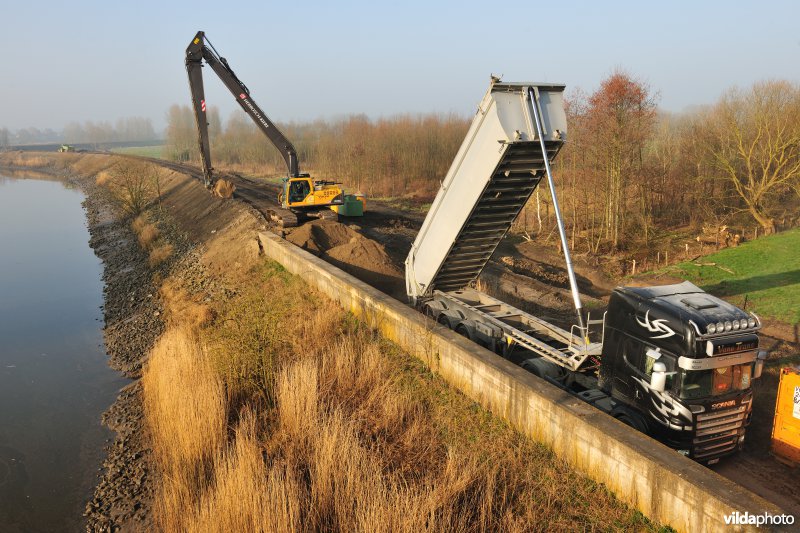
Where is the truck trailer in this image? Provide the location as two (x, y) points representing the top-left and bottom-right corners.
(405, 80), (766, 464)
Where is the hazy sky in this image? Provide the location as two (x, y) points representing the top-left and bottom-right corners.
(2, 0), (799, 132)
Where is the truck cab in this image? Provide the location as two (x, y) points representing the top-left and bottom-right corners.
(600, 282), (763, 462)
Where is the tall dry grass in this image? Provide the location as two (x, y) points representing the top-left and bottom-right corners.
(0, 151), (119, 177)
(159, 278), (214, 329)
(142, 326), (227, 530)
(131, 214), (173, 267)
(141, 261), (654, 531)
(0, 152), (54, 169)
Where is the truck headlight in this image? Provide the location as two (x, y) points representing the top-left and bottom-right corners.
(748, 317), (756, 328)
(707, 323), (717, 334)
(724, 320), (732, 332)
(740, 318), (748, 329)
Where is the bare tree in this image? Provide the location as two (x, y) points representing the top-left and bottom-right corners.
(165, 104), (197, 162)
(562, 72), (657, 251)
(109, 161), (156, 215)
(701, 80), (800, 234)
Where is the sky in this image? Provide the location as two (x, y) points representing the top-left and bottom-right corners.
(2, 0), (799, 132)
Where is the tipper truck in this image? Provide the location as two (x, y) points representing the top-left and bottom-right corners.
(405, 79), (767, 464)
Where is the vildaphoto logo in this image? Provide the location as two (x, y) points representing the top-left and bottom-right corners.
(724, 511), (795, 527)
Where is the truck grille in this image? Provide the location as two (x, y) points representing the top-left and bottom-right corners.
(693, 405), (747, 460)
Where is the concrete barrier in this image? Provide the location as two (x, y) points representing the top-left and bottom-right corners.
(258, 231), (784, 532)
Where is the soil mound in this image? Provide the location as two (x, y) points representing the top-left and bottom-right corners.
(286, 219), (355, 253)
(499, 255), (569, 287)
(285, 220), (403, 294)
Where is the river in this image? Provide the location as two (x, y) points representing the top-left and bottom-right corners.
(0, 174), (125, 532)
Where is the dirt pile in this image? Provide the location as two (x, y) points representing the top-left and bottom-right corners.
(499, 255), (569, 287)
(285, 219), (354, 253)
(286, 220), (404, 296)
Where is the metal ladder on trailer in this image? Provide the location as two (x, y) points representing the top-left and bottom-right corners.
(438, 289), (601, 372)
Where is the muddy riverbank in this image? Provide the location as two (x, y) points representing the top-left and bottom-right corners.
(79, 176), (161, 531)
(0, 152), (263, 530)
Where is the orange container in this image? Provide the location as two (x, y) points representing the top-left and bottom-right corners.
(771, 366), (800, 466)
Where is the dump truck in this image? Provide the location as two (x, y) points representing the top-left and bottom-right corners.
(405, 79), (767, 464)
(185, 31), (365, 225)
(58, 144), (75, 153)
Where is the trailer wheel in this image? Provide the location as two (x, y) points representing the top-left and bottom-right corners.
(455, 324), (472, 340)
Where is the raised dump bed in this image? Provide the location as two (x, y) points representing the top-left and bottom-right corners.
(405, 82), (567, 301)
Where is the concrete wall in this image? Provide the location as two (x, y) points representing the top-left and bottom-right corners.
(258, 231), (783, 532)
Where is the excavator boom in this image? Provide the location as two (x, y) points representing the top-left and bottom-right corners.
(185, 31), (300, 185)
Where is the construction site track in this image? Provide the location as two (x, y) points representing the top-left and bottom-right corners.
(109, 153), (299, 227)
(109, 153), (427, 245)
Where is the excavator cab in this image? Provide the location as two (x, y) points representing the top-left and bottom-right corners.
(281, 177), (344, 209)
(287, 179), (311, 203)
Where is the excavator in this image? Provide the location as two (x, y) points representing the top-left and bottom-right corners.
(185, 31), (365, 225)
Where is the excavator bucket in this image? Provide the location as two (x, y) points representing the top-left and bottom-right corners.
(212, 179), (236, 199)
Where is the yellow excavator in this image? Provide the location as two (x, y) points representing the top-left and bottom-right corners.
(185, 31), (365, 224)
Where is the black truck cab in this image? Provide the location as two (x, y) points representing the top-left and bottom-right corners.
(600, 282), (763, 463)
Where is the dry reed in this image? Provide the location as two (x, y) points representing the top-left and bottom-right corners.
(142, 261), (654, 531)
(142, 326), (227, 531)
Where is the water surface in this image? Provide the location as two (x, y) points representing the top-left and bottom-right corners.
(0, 174), (125, 532)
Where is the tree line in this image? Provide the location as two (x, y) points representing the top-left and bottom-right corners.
(165, 74), (800, 252)
(549, 74), (800, 253)
(62, 117), (158, 144)
(164, 104), (468, 199)
(0, 117), (158, 148)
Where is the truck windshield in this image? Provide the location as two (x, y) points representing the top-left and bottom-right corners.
(679, 363), (752, 400)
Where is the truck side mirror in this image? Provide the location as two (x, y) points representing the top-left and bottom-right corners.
(753, 350), (768, 379)
(650, 361), (667, 393)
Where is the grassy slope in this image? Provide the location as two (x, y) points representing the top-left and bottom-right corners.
(660, 228), (800, 324)
(146, 257), (659, 532)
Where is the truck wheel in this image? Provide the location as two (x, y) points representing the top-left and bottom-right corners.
(437, 315), (452, 329)
(615, 413), (648, 434)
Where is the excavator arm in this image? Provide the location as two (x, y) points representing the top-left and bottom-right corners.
(185, 31), (300, 186)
